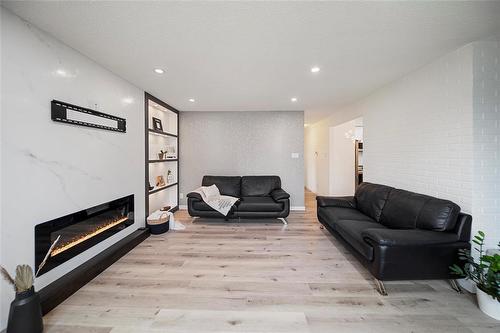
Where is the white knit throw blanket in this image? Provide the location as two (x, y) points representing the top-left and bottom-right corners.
(192, 184), (239, 216)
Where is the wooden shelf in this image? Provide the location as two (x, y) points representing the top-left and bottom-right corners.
(149, 159), (178, 163)
(149, 182), (178, 195)
(148, 128), (178, 138)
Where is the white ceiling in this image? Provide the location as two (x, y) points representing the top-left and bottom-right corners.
(3, 1), (500, 124)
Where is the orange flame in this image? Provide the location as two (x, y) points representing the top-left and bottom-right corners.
(50, 217), (128, 257)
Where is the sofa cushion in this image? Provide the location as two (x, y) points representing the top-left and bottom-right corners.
(416, 198), (460, 231)
(380, 189), (429, 229)
(362, 228), (460, 246)
(317, 207), (375, 230)
(202, 176), (241, 197)
(335, 220), (387, 261)
(354, 182), (393, 222)
(241, 176), (281, 196)
(238, 196), (284, 212)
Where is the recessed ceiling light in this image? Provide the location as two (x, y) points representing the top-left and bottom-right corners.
(291, 97), (298, 102)
(310, 66), (320, 73)
(154, 68), (165, 74)
(189, 98), (195, 102)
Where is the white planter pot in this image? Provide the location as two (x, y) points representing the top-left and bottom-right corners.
(477, 288), (500, 320)
(458, 279), (476, 294)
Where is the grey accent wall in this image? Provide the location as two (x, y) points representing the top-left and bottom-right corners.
(180, 111), (304, 207)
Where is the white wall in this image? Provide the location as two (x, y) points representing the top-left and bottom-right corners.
(305, 107), (363, 195)
(180, 111), (305, 209)
(0, 8), (145, 329)
(306, 44), (473, 202)
(329, 119), (356, 196)
(305, 41), (499, 248)
(363, 45), (474, 210)
(304, 124), (328, 194)
(472, 40), (500, 248)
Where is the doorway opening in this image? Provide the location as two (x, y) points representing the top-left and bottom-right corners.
(328, 117), (363, 196)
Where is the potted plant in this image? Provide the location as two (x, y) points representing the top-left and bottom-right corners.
(1, 236), (60, 332)
(450, 231), (500, 320)
(158, 150), (165, 160)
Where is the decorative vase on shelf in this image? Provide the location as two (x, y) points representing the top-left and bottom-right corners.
(477, 288), (500, 320)
(167, 170), (174, 184)
(7, 286), (43, 333)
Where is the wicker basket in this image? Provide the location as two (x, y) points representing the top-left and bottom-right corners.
(147, 212), (169, 234)
(147, 212), (169, 225)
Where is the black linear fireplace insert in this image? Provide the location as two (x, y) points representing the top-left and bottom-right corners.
(35, 194), (134, 276)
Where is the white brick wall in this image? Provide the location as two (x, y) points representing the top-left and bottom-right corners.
(473, 40), (500, 248)
(364, 45), (474, 213)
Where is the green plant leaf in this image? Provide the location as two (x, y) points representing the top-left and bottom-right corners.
(450, 265), (464, 276)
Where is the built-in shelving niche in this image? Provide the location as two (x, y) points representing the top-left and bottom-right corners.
(145, 93), (179, 222)
(355, 140), (363, 187)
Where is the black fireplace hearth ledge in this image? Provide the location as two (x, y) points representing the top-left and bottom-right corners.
(38, 228), (150, 315)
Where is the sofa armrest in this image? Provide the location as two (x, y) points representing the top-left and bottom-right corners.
(187, 192), (203, 201)
(316, 196), (356, 208)
(271, 188), (290, 201)
(362, 228), (462, 247)
(454, 213), (472, 242)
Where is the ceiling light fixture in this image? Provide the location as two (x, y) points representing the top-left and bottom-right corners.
(154, 68), (165, 74)
(310, 66), (320, 73)
(189, 98), (195, 102)
(291, 97), (298, 102)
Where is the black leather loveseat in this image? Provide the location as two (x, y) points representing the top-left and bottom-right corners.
(187, 175), (290, 223)
(317, 182), (472, 295)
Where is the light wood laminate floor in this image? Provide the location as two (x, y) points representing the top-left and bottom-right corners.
(44, 190), (499, 332)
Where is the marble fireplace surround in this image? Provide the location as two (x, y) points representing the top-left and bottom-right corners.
(0, 7), (146, 329)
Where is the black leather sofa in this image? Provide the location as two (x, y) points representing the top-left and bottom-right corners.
(316, 182), (472, 295)
(187, 175), (290, 223)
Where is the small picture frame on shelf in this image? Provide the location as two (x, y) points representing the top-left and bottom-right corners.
(156, 175), (166, 187)
(152, 117), (163, 131)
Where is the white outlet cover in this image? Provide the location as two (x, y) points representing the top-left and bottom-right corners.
(179, 193), (184, 199)
(291, 153), (299, 158)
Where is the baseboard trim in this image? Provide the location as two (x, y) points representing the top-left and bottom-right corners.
(179, 204), (188, 210)
(39, 228), (150, 315)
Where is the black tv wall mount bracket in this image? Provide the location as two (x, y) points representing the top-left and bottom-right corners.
(51, 100), (126, 132)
